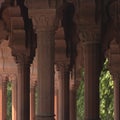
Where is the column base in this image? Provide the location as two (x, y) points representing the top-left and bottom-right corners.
(36, 115), (55, 120)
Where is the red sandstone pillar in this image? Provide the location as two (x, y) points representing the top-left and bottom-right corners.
(70, 84), (76, 120)
(54, 72), (59, 120)
(83, 34), (102, 120)
(11, 75), (17, 120)
(29, 9), (56, 120)
(57, 63), (70, 120)
(16, 61), (31, 120)
(36, 30), (55, 120)
(54, 90), (58, 120)
(107, 39), (120, 120)
(113, 74), (120, 120)
(0, 75), (8, 120)
(30, 80), (36, 120)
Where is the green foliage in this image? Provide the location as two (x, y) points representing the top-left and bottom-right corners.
(99, 60), (114, 120)
(76, 79), (84, 120)
(76, 69), (84, 120)
(7, 81), (12, 120)
(6, 61), (114, 120)
(77, 59), (114, 119)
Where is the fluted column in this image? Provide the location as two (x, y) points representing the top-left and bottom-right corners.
(30, 79), (36, 120)
(11, 75), (17, 120)
(29, 9), (56, 120)
(0, 75), (8, 120)
(70, 83), (76, 120)
(56, 63), (70, 120)
(82, 32), (102, 120)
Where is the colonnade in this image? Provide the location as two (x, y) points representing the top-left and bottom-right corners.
(0, 67), (78, 120)
(0, 33), (120, 120)
(0, 1), (120, 120)
(0, 74), (37, 120)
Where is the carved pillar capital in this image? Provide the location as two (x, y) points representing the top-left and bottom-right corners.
(9, 73), (17, 81)
(108, 40), (120, 79)
(79, 31), (101, 44)
(0, 73), (8, 83)
(13, 52), (34, 65)
(56, 62), (70, 72)
(0, 74), (8, 87)
(69, 69), (77, 91)
(29, 9), (56, 32)
(30, 78), (37, 89)
(70, 82), (76, 90)
(108, 0), (120, 23)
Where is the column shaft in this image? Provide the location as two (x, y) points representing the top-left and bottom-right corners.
(114, 78), (120, 120)
(12, 79), (17, 120)
(58, 65), (70, 120)
(0, 77), (7, 120)
(58, 70), (63, 120)
(54, 91), (58, 120)
(30, 85), (36, 120)
(37, 31), (55, 120)
(63, 69), (70, 120)
(70, 86), (76, 120)
(83, 42), (101, 120)
(17, 63), (30, 120)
